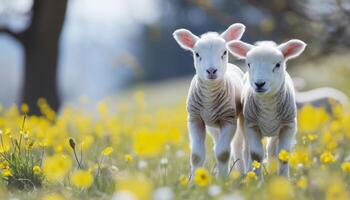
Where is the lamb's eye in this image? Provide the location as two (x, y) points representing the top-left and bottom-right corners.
(247, 63), (251, 68)
(275, 63), (281, 68)
(221, 51), (227, 59)
(195, 52), (200, 58)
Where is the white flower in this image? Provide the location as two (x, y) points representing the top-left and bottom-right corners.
(112, 191), (136, 200)
(208, 185), (221, 196)
(219, 193), (244, 200)
(138, 160), (148, 169)
(153, 187), (174, 200)
(160, 158), (168, 166)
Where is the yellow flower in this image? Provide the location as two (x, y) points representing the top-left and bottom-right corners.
(279, 150), (290, 162)
(124, 154), (133, 162)
(289, 148), (311, 169)
(21, 103), (29, 113)
(298, 105), (329, 133)
(102, 146), (114, 156)
(244, 171), (258, 183)
(326, 181), (350, 200)
(178, 175), (189, 186)
(320, 151), (336, 164)
(43, 154), (72, 182)
(307, 134), (318, 141)
(341, 162), (350, 173)
(4, 128), (10, 136)
(0, 161), (9, 169)
(2, 169), (12, 177)
(268, 177), (293, 200)
(194, 168), (210, 187)
(116, 175), (152, 200)
(42, 193), (65, 200)
(229, 170), (241, 180)
(252, 160), (261, 169)
(296, 176), (308, 190)
(33, 165), (41, 174)
(70, 170), (94, 188)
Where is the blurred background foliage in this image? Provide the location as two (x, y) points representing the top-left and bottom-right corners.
(0, 0), (350, 114)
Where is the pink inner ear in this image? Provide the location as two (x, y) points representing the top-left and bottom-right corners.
(230, 43), (248, 57)
(179, 32), (195, 48)
(224, 29), (241, 42)
(282, 43), (302, 57)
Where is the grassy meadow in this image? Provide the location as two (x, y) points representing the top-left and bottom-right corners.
(1, 53), (350, 200)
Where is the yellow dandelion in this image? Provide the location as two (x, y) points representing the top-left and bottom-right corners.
(320, 151), (336, 164)
(279, 149), (290, 162)
(326, 182), (349, 200)
(178, 175), (189, 186)
(296, 176), (308, 190)
(194, 168), (210, 187)
(124, 154), (133, 162)
(252, 160), (261, 169)
(21, 103), (29, 113)
(229, 170), (241, 180)
(268, 177), (293, 200)
(71, 170), (94, 188)
(116, 175), (153, 200)
(244, 171), (258, 183)
(2, 169), (12, 177)
(33, 165), (41, 174)
(341, 162), (350, 173)
(43, 154), (72, 182)
(42, 193), (65, 200)
(0, 161), (9, 169)
(102, 146), (114, 156)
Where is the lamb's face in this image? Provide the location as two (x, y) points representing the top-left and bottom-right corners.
(246, 46), (285, 95)
(173, 23), (246, 82)
(193, 35), (228, 81)
(227, 39), (306, 95)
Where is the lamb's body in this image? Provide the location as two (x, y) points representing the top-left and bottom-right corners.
(227, 39), (307, 178)
(187, 64), (243, 126)
(242, 73), (296, 137)
(173, 23), (247, 178)
(187, 64), (246, 175)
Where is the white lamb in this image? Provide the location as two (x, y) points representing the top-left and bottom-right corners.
(173, 23), (246, 178)
(227, 39), (307, 177)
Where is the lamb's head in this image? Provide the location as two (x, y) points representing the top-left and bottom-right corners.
(173, 23), (245, 82)
(227, 39), (306, 95)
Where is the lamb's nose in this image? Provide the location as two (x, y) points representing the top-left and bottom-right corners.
(255, 81), (266, 88)
(206, 67), (217, 75)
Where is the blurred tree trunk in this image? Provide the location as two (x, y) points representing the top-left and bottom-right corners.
(0, 0), (68, 115)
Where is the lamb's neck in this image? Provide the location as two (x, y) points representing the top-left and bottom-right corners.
(253, 82), (287, 109)
(197, 77), (228, 104)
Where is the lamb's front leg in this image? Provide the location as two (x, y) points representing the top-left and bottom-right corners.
(188, 118), (206, 175)
(245, 123), (263, 178)
(278, 121), (296, 177)
(215, 121), (237, 178)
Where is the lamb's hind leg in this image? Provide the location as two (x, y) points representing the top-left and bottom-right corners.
(188, 119), (206, 175)
(215, 121), (237, 178)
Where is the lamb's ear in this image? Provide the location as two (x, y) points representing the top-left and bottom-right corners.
(226, 40), (253, 59)
(278, 39), (306, 60)
(173, 29), (199, 51)
(220, 23), (245, 42)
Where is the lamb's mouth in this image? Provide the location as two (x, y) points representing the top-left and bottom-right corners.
(207, 75), (217, 80)
(255, 88), (267, 93)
